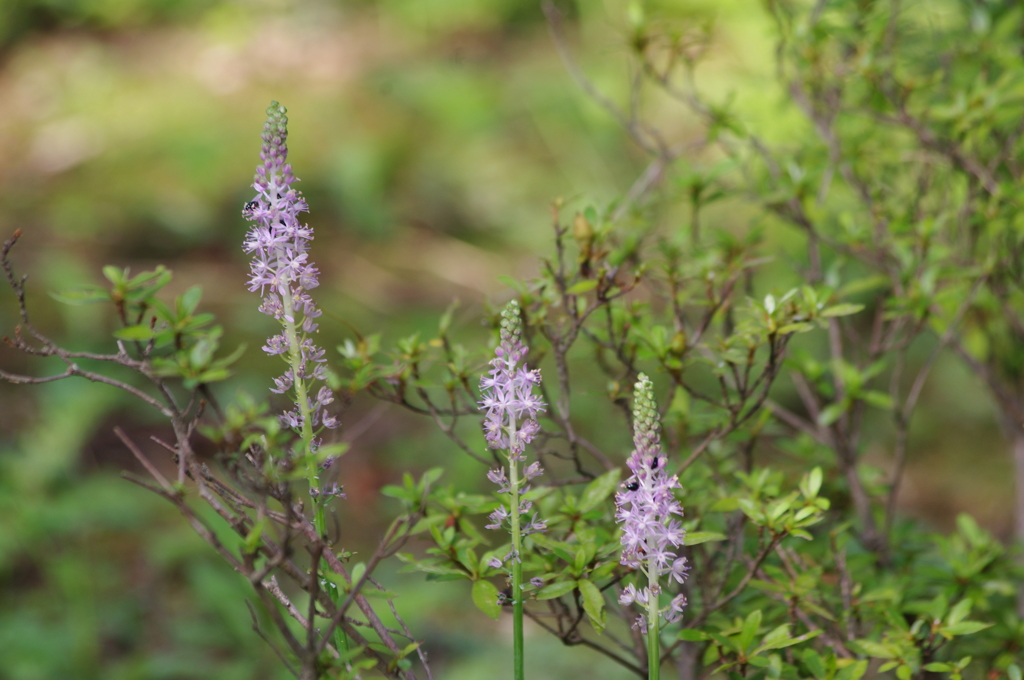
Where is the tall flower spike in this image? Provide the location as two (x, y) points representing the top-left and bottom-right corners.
(479, 300), (547, 537)
(243, 102), (338, 436)
(480, 301), (545, 460)
(478, 299), (546, 680)
(615, 374), (688, 634)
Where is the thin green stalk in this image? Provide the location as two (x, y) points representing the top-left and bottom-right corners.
(283, 294), (345, 656)
(646, 557), (660, 680)
(281, 294), (326, 535)
(509, 418), (524, 680)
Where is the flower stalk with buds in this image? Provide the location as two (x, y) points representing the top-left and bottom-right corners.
(615, 374), (688, 680)
(242, 101), (340, 537)
(479, 300), (546, 680)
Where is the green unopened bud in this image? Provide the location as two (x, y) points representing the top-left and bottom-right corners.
(499, 300), (522, 346)
(632, 373), (660, 446)
(262, 101), (288, 147)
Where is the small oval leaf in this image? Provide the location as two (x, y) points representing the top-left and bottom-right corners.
(472, 580), (501, 620)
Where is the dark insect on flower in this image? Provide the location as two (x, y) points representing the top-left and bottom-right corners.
(625, 481), (640, 492)
(242, 197), (259, 216)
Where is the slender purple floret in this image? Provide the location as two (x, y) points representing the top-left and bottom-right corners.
(242, 102), (338, 438)
(615, 374), (688, 633)
(479, 300), (547, 545)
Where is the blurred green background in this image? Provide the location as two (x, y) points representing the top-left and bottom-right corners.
(0, 0), (1012, 678)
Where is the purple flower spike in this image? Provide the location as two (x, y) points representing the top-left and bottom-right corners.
(243, 102), (338, 434)
(479, 300), (547, 511)
(479, 300), (545, 462)
(478, 300), (547, 581)
(615, 373), (688, 630)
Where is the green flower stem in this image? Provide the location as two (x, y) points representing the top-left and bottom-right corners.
(646, 556), (660, 680)
(282, 293), (348, 653)
(508, 418), (524, 680)
(281, 295), (329, 563)
(281, 294), (326, 536)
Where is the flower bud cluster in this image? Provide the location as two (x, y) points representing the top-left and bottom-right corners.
(615, 374), (688, 632)
(242, 102), (337, 433)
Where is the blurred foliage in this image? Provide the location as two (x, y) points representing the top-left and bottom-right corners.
(1, 0), (1022, 678)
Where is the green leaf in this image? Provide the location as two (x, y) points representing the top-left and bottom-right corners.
(578, 469), (621, 513)
(678, 629), (710, 641)
(528, 534), (575, 563)
(211, 342), (247, 369)
(114, 324), (157, 341)
(820, 303), (864, 317)
(395, 554), (467, 578)
(684, 531), (727, 546)
(179, 285), (203, 315)
(574, 547), (588, 574)
(817, 402), (846, 427)
(190, 336), (218, 368)
(420, 467), (444, 491)
(194, 368), (230, 385)
(737, 498), (762, 522)
(102, 265), (126, 285)
(801, 649), (826, 680)
(472, 580), (501, 620)
(536, 580), (577, 600)
(322, 572), (350, 591)
(778, 322), (815, 334)
(126, 265), (171, 289)
(755, 629), (821, 653)
(854, 640), (896, 659)
(710, 497), (740, 512)
(577, 579), (606, 633)
(437, 299), (459, 336)
(738, 609), (762, 652)
(335, 644), (368, 665)
(566, 279), (599, 295)
(924, 664), (952, 672)
(835, 660), (868, 680)
(947, 598), (972, 626)
(794, 506), (818, 521)
(348, 562), (365, 585)
(941, 621), (992, 637)
(804, 467), (822, 498)
(455, 547), (478, 576)
(748, 579), (786, 594)
(861, 390), (894, 410)
(838, 275), (888, 297)
(49, 286), (109, 305)
(759, 624), (792, 650)
(242, 516), (268, 554)
(381, 485), (414, 502)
